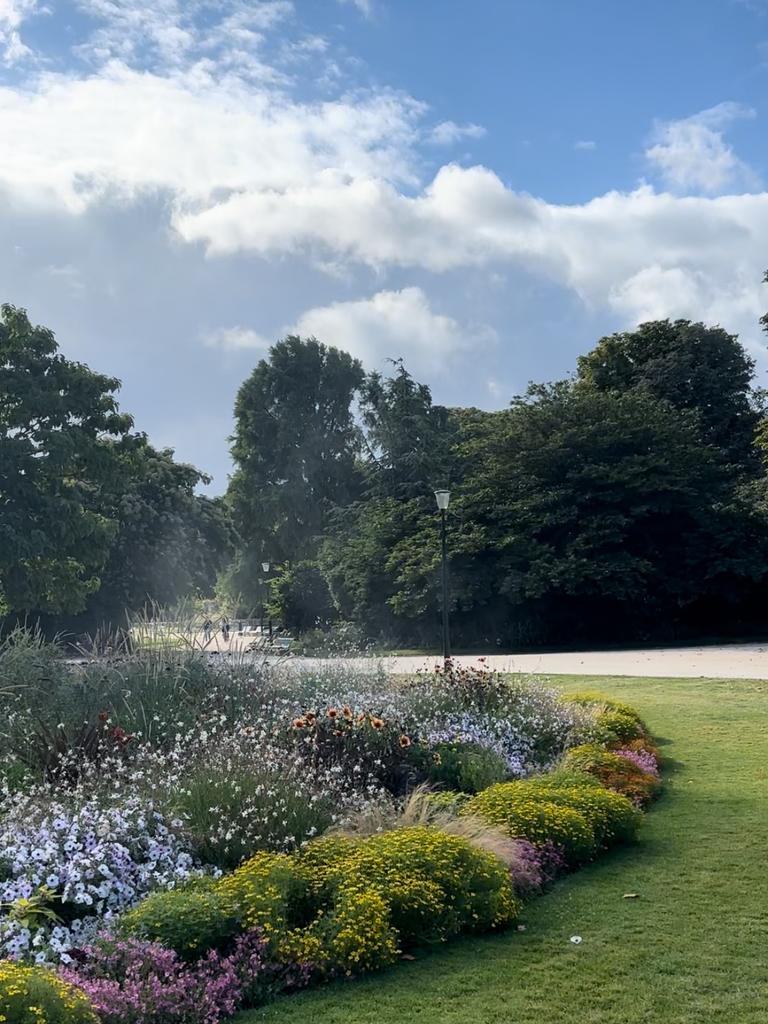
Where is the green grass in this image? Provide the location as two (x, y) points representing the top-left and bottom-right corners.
(237, 675), (768, 1024)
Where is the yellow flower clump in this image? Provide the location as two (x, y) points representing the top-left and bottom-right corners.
(465, 784), (597, 863)
(0, 961), (96, 1024)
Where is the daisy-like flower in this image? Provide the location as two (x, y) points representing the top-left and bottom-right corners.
(327, 708), (340, 720)
(399, 735), (412, 749)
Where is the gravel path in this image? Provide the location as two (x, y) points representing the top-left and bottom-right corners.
(374, 642), (768, 678)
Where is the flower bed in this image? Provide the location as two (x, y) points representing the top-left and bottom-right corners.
(0, 636), (662, 1023)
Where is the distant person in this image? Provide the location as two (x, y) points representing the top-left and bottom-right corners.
(221, 618), (230, 642)
(202, 619), (212, 643)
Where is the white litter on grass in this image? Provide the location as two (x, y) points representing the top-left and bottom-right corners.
(570, 935), (582, 944)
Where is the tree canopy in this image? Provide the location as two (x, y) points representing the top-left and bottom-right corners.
(0, 305), (230, 629)
(225, 336), (364, 608)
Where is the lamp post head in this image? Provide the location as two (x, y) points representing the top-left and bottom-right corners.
(261, 562), (271, 573)
(434, 489), (451, 511)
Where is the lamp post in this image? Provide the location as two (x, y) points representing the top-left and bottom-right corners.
(261, 562), (272, 640)
(434, 490), (451, 663)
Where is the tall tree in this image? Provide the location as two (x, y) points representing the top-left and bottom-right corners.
(577, 319), (761, 472)
(0, 305), (132, 616)
(321, 364), (462, 641)
(226, 336), (364, 606)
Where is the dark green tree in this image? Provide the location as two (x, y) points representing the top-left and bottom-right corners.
(0, 304), (132, 616)
(457, 382), (768, 643)
(226, 336), (364, 607)
(577, 319), (761, 472)
(269, 561), (337, 634)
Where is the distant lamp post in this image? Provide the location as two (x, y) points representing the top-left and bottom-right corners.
(261, 562), (272, 639)
(434, 490), (451, 663)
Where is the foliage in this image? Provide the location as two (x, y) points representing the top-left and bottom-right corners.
(415, 740), (509, 794)
(268, 563), (337, 634)
(0, 961), (96, 1024)
(243, 675), (757, 1024)
(0, 304), (132, 617)
(464, 784), (597, 863)
(120, 882), (241, 960)
(289, 705), (417, 794)
(78, 439), (234, 627)
(576, 318), (761, 472)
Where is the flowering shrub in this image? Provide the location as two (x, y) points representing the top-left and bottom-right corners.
(0, 795), (202, 963)
(464, 785), (597, 863)
(58, 932), (309, 1024)
(0, 960), (96, 1023)
(508, 782), (641, 847)
(614, 746), (659, 777)
(563, 744), (661, 806)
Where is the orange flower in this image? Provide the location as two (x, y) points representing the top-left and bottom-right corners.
(370, 716), (385, 730)
(305, 712), (317, 725)
(356, 713), (366, 725)
(292, 717), (307, 729)
(399, 735), (412, 749)
(342, 705), (353, 720)
(327, 707), (339, 719)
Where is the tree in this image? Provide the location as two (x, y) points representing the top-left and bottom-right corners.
(577, 319), (761, 472)
(321, 364), (463, 643)
(269, 562), (337, 634)
(226, 336), (364, 607)
(359, 360), (456, 500)
(457, 382), (768, 643)
(81, 437), (234, 626)
(0, 305), (132, 616)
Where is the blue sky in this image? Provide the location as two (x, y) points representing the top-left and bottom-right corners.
(1, 0), (767, 492)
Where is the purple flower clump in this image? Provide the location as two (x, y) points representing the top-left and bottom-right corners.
(510, 839), (566, 896)
(614, 747), (659, 776)
(59, 932), (311, 1024)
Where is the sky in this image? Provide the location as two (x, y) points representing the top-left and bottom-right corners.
(2, 0), (768, 493)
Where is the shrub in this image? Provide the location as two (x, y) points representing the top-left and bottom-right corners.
(121, 880), (241, 959)
(0, 961), (97, 1024)
(464, 784), (597, 863)
(172, 759), (337, 870)
(218, 852), (312, 946)
(563, 744), (661, 805)
(515, 784), (641, 847)
(525, 768), (603, 790)
(308, 826), (519, 948)
(416, 740), (509, 793)
(614, 746), (659, 777)
(560, 692), (649, 745)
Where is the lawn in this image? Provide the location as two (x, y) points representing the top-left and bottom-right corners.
(238, 674), (768, 1024)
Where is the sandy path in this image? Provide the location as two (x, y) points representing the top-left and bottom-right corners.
(370, 643), (768, 679)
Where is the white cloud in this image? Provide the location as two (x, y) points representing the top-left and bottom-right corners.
(0, 0), (36, 64)
(0, 6), (766, 374)
(203, 326), (273, 351)
(428, 120), (486, 145)
(291, 287), (497, 373)
(574, 139), (596, 151)
(645, 102), (758, 194)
